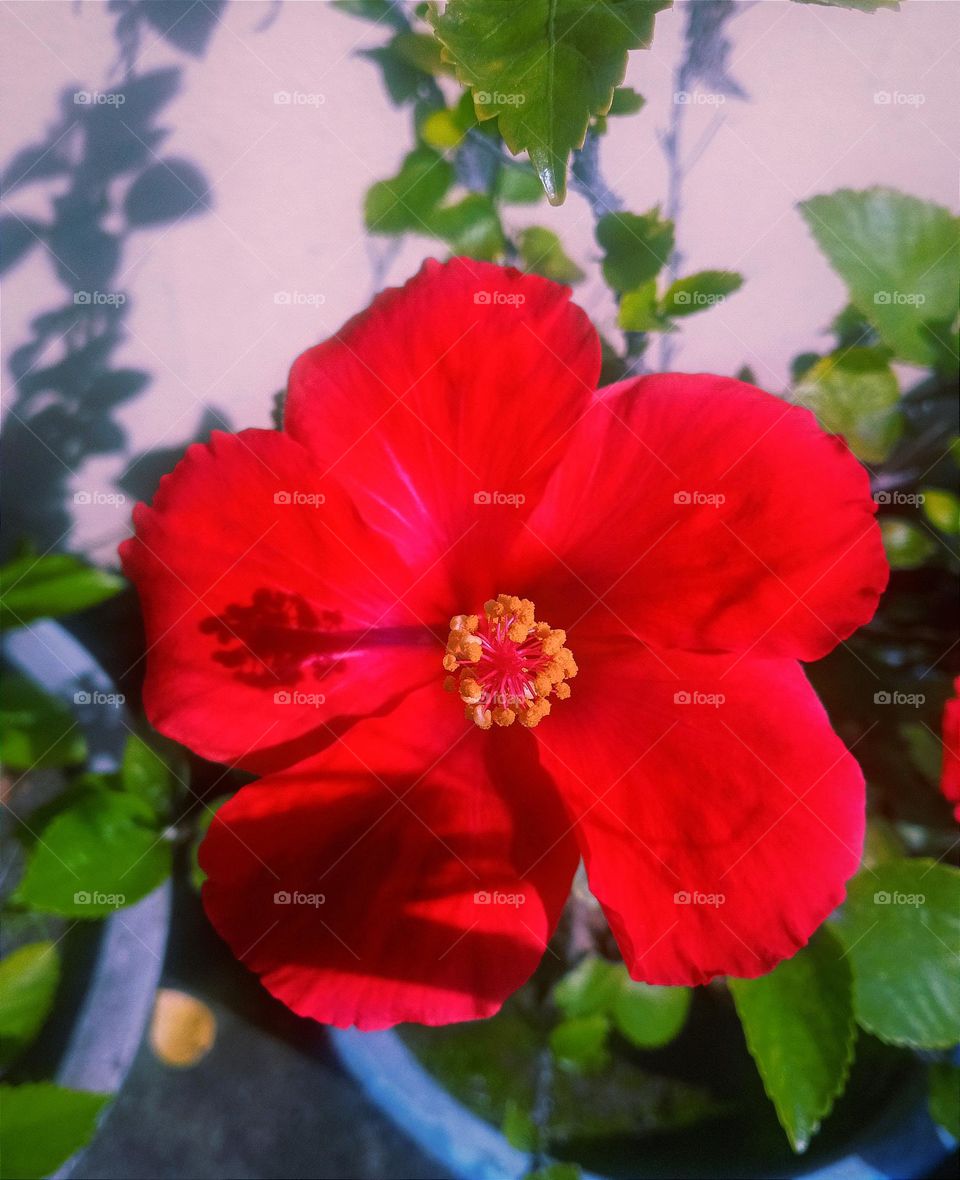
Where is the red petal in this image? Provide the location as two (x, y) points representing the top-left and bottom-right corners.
(941, 677), (960, 822)
(535, 639), (865, 984)
(120, 429), (438, 770)
(515, 374), (887, 661)
(285, 258), (600, 591)
(199, 685), (579, 1028)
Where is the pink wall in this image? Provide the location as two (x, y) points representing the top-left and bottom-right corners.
(1, 0), (957, 558)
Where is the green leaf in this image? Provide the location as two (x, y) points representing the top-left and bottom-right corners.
(661, 270), (743, 317)
(0, 942), (60, 1064)
(426, 195), (505, 260)
(364, 148), (453, 234)
(921, 488), (960, 535)
(880, 519), (937, 570)
(0, 553), (124, 630)
(798, 188), (960, 367)
(524, 1166), (582, 1180)
(919, 319), (960, 377)
(612, 978), (690, 1049)
(553, 954), (621, 1018)
(862, 817), (906, 870)
(190, 795), (229, 891)
(0, 673), (86, 770)
(432, 0), (671, 204)
(421, 94), (477, 150)
(549, 1014), (610, 1073)
(791, 351), (822, 383)
(618, 280), (670, 332)
(599, 335), (629, 385)
(121, 734), (174, 817)
(596, 208), (674, 292)
(516, 227), (584, 282)
(502, 1096), (539, 1151)
(830, 303), (877, 350)
(0, 1083), (109, 1180)
(16, 789), (172, 917)
(730, 926), (855, 1153)
(392, 32), (450, 76)
(793, 347), (902, 463)
(361, 43), (430, 105)
(928, 1062), (960, 1138)
(332, 0), (408, 27)
(608, 86), (645, 116)
(495, 163), (545, 205)
(553, 956), (689, 1051)
(831, 859), (960, 1048)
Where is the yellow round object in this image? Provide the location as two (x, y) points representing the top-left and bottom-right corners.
(149, 988), (216, 1068)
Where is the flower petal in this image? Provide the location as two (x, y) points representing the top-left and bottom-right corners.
(120, 429), (439, 770)
(941, 677), (960, 822)
(535, 638), (865, 984)
(515, 373), (887, 661)
(285, 257), (600, 579)
(199, 684), (579, 1028)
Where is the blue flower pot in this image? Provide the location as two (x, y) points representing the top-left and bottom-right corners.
(329, 1025), (954, 1180)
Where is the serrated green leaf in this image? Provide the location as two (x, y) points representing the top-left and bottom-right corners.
(432, 0), (671, 204)
(121, 734), (174, 817)
(426, 194), (505, 259)
(612, 978), (690, 1049)
(921, 488), (960, 535)
(661, 270), (743, 317)
(832, 859), (960, 1048)
(928, 1062), (960, 1138)
(596, 208), (673, 292)
(799, 188), (959, 367)
(0, 673), (86, 770)
(16, 790), (171, 917)
(0, 553), (124, 631)
(549, 1014), (611, 1073)
(0, 1083), (109, 1179)
(364, 147), (453, 234)
(0, 942), (60, 1064)
(516, 227), (584, 282)
(730, 926), (855, 1153)
(793, 347), (902, 463)
(880, 519), (937, 570)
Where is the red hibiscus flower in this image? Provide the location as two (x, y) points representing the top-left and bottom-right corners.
(941, 677), (960, 822)
(120, 259), (888, 1029)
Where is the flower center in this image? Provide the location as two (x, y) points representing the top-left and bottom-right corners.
(442, 594), (577, 729)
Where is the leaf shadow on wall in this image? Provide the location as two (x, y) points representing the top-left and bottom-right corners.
(0, 1), (227, 559)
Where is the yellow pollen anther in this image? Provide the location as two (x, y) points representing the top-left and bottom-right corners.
(441, 593), (576, 730)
